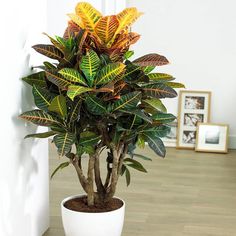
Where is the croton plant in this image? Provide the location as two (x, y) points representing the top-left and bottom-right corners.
(20, 2), (184, 206)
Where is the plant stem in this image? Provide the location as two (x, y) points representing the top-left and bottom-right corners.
(87, 154), (95, 206)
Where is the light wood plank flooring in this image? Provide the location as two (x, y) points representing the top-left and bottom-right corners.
(44, 143), (236, 236)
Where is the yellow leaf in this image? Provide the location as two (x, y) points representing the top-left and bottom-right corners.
(67, 13), (85, 29)
(95, 15), (119, 44)
(75, 2), (102, 33)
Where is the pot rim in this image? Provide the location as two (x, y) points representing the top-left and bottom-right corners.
(61, 194), (125, 215)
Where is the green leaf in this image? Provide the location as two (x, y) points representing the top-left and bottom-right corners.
(45, 70), (72, 89)
(43, 61), (57, 70)
(142, 66), (155, 74)
(142, 98), (167, 113)
(48, 95), (67, 118)
(79, 131), (101, 146)
(67, 85), (92, 101)
(58, 68), (87, 86)
(148, 73), (175, 82)
(142, 83), (177, 98)
(85, 95), (107, 115)
(133, 53), (169, 66)
(80, 50), (100, 86)
(120, 109), (152, 124)
(152, 113), (176, 124)
(19, 110), (61, 127)
(124, 158), (147, 173)
(133, 153), (152, 161)
(143, 133), (166, 157)
(124, 50), (134, 60)
(50, 162), (70, 179)
(68, 99), (81, 123)
(22, 71), (47, 87)
(141, 125), (171, 138)
(137, 134), (146, 149)
(125, 168), (131, 186)
(109, 91), (141, 112)
(24, 131), (57, 139)
(165, 82), (185, 88)
(53, 133), (75, 156)
(95, 62), (125, 86)
(32, 44), (64, 60)
(32, 85), (53, 111)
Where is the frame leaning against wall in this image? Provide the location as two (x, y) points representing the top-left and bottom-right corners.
(176, 90), (211, 149)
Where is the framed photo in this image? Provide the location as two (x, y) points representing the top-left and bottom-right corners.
(195, 123), (229, 153)
(162, 120), (178, 147)
(177, 90), (211, 149)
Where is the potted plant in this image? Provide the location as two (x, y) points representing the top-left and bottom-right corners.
(20, 2), (184, 236)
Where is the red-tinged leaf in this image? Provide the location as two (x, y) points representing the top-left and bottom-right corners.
(32, 44), (64, 60)
(133, 53), (169, 67)
(142, 84), (177, 98)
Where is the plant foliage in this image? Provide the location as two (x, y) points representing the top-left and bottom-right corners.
(19, 2), (183, 206)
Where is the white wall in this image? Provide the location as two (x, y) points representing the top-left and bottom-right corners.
(127, 0), (236, 149)
(0, 1), (49, 236)
(47, 0), (126, 35)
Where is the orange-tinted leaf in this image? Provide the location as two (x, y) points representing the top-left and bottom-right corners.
(95, 15), (119, 44)
(133, 53), (169, 67)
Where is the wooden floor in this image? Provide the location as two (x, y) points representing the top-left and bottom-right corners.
(44, 143), (236, 236)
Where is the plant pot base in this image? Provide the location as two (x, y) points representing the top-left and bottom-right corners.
(61, 195), (125, 236)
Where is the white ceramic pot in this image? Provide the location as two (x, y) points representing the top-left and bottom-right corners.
(61, 195), (125, 236)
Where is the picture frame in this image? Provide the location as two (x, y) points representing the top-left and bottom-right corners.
(176, 90), (211, 149)
(195, 123), (229, 153)
(162, 120), (178, 147)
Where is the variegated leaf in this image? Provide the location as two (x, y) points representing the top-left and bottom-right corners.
(142, 84), (177, 98)
(121, 109), (152, 124)
(75, 2), (102, 33)
(58, 68), (87, 86)
(166, 82), (185, 88)
(109, 8), (142, 46)
(32, 44), (64, 60)
(32, 85), (54, 111)
(48, 95), (67, 118)
(95, 62), (125, 85)
(19, 110), (61, 127)
(95, 15), (119, 44)
(68, 99), (81, 123)
(133, 53), (169, 66)
(152, 113), (176, 124)
(143, 133), (166, 157)
(148, 73), (175, 82)
(67, 13), (85, 29)
(80, 50), (100, 86)
(45, 70), (72, 89)
(142, 98), (167, 113)
(79, 131), (101, 146)
(22, 71), (47, 87)
(85, 95), (107, 115)
(53, 133), (75, 156)
(67, 85), (92, 101)
(109, 91), (141, 112)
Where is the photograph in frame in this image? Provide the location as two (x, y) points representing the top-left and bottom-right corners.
(176, 90), (211, 149)
(195, 123), (229, 153)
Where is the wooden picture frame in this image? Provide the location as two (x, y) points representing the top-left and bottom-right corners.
(176, 90), (211, 149)
(195, 123), (229, 153)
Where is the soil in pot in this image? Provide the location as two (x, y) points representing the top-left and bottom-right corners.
(64, 196), (123, 213)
